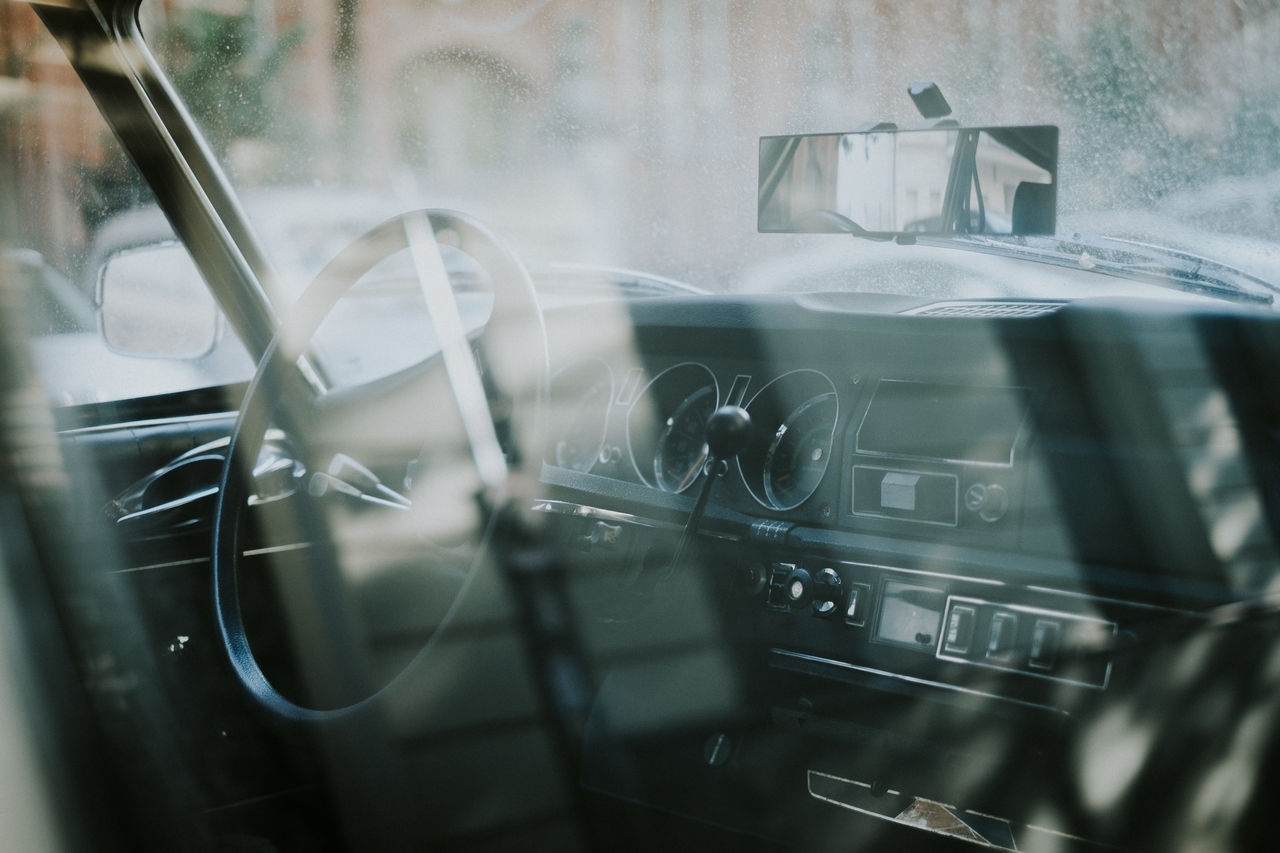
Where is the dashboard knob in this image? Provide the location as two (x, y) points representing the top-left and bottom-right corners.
(784, 567), (813, 608)
(740, 563), (769, 597)
(706, 405), (752, 461)
(964, 482), (1009, 522)
(812, 567), (843, 616)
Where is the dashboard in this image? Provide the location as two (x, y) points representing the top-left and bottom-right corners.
(65, 287), (1280, 851)
(530, 291), (1278, 847)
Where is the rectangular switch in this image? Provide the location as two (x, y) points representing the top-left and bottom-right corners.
(1029, 619), (1062, 670)
(881, 472), (920, 511)
(843, 582), (872, 627)
(986, 611), (1018, 660)
(943, 605), (977, 654)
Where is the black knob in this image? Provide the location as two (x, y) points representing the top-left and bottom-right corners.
(812, 567), (843, 616)
(706, 405), (751, 461)
(785, 567), (813, 608)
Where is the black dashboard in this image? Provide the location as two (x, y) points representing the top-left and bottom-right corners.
(529, 291), (1280, 848)
(60, 288), (1280, 851)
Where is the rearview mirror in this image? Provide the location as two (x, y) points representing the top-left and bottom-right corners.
(98, 242), (220, 359)
(759, 125), (1058, 238)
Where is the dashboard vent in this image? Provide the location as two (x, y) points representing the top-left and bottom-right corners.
(905, 301), (1065, 318)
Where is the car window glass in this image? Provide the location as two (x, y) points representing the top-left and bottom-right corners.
(142, 1), (1280, 296)
(0, 4), (253, 406)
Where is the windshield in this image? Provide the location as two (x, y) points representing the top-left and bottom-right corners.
(136, 1), (1280, 301)
(11, 4), (1280, 850)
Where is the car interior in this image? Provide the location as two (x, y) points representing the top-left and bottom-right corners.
(6, 1), (1280, 852)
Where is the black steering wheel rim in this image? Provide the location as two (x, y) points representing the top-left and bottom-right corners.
(212, 209), (547, 722)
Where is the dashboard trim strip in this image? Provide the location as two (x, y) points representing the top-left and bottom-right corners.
(769, 648), (1069, 716)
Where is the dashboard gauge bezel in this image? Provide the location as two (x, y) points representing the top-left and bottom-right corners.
(762, 389), (839, 510)
(738, 369), (839, 511)
(627, 362), (720, 493)
(547, 357), (615, 474)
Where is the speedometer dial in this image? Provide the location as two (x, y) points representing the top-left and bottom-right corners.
(548, 359), (613, 473)
(739, 370), (839, 511)
(628, 363), (719, 493)
(654, 385), (716, 492)
(763, 392), (837, 509)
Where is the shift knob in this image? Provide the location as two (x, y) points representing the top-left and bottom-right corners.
(705, 405), (751, 460)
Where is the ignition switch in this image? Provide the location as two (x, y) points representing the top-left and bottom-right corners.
(784, 567), (813, 609)
(811, 568), (843, 616)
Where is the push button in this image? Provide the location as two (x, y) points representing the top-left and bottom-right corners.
(943, 605), (977, 655)
(1029, 619), (1062, 670)
(766, 563), (795, 611)
(843, 582), (872, 627)
(785, 567), (814, 609)
(986, 611), (1018, 660)
(812, 568), (842, 616)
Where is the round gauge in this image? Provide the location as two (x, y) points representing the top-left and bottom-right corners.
(763, 392), (838, 509)
(627, 362), (719, 492)
(548, 359), (613, 473)
(654, 384), (716, 492)
(738, 369), (839, 511)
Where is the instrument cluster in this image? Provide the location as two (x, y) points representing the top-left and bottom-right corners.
(546, 358), (844, 516)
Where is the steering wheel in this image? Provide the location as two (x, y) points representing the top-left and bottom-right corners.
(212, 209), (547, 722)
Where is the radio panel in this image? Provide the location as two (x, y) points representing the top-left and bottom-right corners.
(758, 560), (1124, 707)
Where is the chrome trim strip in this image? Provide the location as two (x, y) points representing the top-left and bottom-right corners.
(807, 770), (1098, 850)
(530, 499), (682, 530)
(58, 411), (237, 436)
(530, 499), (741, 542)
(827, 559), (1186, 618)
(770, 649), (1067, 715)
(113, 556), (209, 575)
(1024, 584), (1200, 616)
(243, 542), (313, 558)
(112, 541), (311, 574)
(827, 559), (1005, 588)
(115, 486), (218, 525)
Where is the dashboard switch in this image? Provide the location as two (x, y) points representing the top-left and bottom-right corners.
(1029, 619), (1062, 670)
(766, 563), (796, 611)
(785, 567), (814, 609)
(843, 583), (871, 627)
(812, 568), (842, 616)
(844, 587), (860, 624)
(986, 611), (1018, 660)
(881, 472), (920, 511)
(964, 483), (1009, 522)
(943, 605), (977, 654)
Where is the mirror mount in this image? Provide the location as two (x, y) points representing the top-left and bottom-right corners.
(908, 81), (952, 119)
(941, 129), (982, 233)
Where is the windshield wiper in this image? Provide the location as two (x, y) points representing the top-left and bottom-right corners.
(925, 232), (1277, 307)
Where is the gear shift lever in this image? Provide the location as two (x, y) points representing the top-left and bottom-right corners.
(667, 405), (751, 576)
